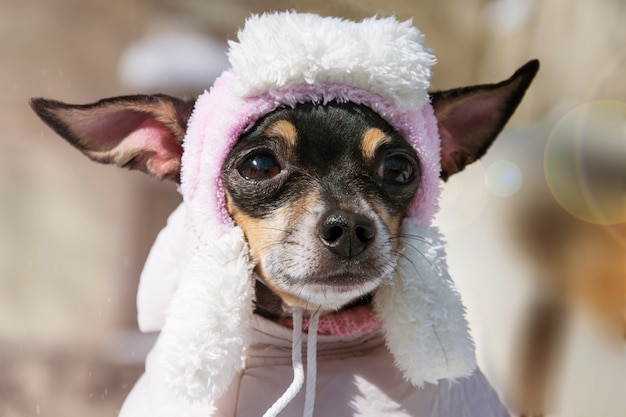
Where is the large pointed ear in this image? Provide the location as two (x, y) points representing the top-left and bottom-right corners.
(29, 94), (196, 183)
(431, 60), (539, 181)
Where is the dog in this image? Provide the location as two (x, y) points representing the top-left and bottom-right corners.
(30, 66), (537, 322)
(30, 12), (538, 417)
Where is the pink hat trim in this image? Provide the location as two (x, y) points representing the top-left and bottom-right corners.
(180, 71), (442, 245)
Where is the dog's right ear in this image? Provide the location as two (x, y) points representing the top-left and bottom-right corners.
(29, 94), (196, 183)
(431, 60), (539, 181)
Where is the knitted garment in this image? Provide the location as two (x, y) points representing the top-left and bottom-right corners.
(142, 11), (478, 410)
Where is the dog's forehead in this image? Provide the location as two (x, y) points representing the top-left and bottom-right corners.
(244, 102), (410, 163)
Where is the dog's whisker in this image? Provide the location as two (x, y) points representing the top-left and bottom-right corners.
(390, 234), (441, 271)
(254, 225), (292, 234)
(390, 233), (434, 246)
(389, 248), (430, 285)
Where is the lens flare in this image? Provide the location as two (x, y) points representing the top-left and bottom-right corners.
(544, 100), (626, 226)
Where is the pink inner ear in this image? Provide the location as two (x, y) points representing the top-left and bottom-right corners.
(112, 118), (183, 175)
(73, 109), (149, 151)
(437, 92), (507, 177)
(439, 94), (502, 149)
(69, 106), (183, 179)
(438, 125), (459, 175)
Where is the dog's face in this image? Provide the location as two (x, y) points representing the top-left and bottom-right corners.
(221, 102), (419, 312)
(29, 60), (538, 319)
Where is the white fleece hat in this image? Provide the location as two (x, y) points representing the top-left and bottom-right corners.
(152, 11), (476, 405)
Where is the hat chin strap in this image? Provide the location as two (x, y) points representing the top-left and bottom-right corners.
(159, 219), (476, 406)
(262, 308), (320, 417)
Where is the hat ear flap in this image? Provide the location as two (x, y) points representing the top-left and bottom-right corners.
(374, 219), (476, 386)
(159, 226), (256, 403)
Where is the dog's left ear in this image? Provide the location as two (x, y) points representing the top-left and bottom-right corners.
(432, 60), (539, 180)
(29, 94), (195, 183)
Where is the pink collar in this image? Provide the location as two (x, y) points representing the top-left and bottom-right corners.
(280, 304), (381, 337)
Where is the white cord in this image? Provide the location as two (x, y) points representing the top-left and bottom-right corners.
(303, 311), (319, 417)
(263, 308), (305, 417)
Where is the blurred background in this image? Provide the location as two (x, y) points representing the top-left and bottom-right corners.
(1, 0), (624, 416)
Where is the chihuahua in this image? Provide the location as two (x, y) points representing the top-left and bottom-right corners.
(30, 61), (538, 325)
(27, 10), (548, 417)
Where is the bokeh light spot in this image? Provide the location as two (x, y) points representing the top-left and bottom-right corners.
(487, 160), (523, 197)
(436, 161), (489, 231)
(544, 100), (626, 225)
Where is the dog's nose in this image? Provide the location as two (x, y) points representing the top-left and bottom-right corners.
(318, 209), (376, 259)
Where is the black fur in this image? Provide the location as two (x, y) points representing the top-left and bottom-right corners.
(221, 101), (421, 220)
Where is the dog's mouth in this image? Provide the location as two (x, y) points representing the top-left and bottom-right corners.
(307, 272), (381, 292)
(273, 272), (384, 312)
(257, 238), (397, 313)
(254, 242), (398, 324)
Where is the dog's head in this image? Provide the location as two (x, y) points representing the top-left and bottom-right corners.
(221, 101), (419, 313)
(30, 61), (538, 317)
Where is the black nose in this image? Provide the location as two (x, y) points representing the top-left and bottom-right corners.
(318, 209), (376, 259)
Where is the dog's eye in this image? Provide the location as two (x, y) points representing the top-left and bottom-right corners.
(377, 154), (415, 184)
(238, 153), (282, 180)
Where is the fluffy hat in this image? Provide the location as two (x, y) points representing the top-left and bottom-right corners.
(150, 11), (476, 405)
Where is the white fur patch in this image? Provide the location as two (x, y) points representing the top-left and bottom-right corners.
(228, 12), (436, 112)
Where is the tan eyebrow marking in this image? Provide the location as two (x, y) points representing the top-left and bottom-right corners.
(361, 128), (391, 160)
(266, 120), (298, 150)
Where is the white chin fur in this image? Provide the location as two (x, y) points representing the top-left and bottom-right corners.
(287, 278), (383, 311)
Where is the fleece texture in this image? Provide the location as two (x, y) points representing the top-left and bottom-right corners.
(374, 219), (476, 386)
(159, 226), (255, 401)
(181, 74), (443, 246)
(228, 14), (435, 112)
(150, 11), (477, 407)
